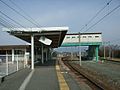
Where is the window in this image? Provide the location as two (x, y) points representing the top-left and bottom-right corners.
(72, 36), (76, 38)
(83, 36), (86, 38)
(88, 36), (92, 38)
(77, 36), (80, 38)
(95, 36), (99, 38)
(66, 37), (70, 39)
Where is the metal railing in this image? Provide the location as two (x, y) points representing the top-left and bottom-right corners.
(0, 54), (26, 77)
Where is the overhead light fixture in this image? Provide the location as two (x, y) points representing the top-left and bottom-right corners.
(39, 36), (52, 45)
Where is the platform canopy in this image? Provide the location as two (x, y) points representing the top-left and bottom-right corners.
(3, 27), (68, 48)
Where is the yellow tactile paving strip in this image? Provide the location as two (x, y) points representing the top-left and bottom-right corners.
(56, 64), (69, 90)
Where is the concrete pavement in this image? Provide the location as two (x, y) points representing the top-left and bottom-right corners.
(0, 60), (80, 90)
(25, 60), (59, 90)
(0, 68), (31, 90)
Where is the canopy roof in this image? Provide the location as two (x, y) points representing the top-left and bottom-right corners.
(3, 27), (68, 48)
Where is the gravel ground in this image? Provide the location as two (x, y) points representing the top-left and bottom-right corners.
(72, 60), (120, 90)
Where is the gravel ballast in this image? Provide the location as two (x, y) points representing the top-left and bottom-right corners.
(72, 60), (120, 90)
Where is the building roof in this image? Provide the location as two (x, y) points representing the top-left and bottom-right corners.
(66, 32), (102, 35)
(0, 31), (30, 46)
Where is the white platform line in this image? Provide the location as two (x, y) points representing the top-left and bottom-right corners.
(19, 70), (34, 90)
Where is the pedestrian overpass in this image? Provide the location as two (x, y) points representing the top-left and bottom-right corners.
(61, 33), (102, 61)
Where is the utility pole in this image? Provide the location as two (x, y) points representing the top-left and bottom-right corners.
(79, 32), (81, 66)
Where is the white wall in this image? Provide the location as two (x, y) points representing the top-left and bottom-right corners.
(63, 33), (102, 43)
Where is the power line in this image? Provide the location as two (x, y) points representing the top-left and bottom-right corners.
(0, 15), (19, 27)
(0, 21), (10, 28)
(80, 0), (113, 32)
(0, 18), (13, 28)
(0, 10), (25, 27)
(87, 0), (113, 25)
(9, 0), (41, 27)
(84, 4), (120, 32)
(0, 0), (39, 27)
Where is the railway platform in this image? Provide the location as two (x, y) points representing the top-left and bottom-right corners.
(0, 59), (80, 90)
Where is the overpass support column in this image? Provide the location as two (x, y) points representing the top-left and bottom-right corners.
(95, 45), (99, 62)
(31, 35), (34, 70)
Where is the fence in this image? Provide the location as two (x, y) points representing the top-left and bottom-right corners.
(0, 54), (26, 77)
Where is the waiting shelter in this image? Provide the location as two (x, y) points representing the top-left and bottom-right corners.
(3, 27), (68, 69)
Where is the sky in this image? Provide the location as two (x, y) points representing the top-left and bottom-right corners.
(0, 0), (120, 46)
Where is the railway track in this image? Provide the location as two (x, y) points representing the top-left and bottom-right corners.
(105, 59), (120, 64)
(103, 58), (120, 63)
(62, 60), (103, 90)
